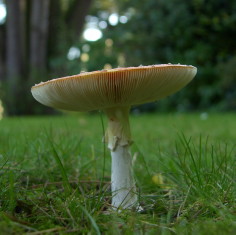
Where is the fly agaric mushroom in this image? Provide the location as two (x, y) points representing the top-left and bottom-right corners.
(31, 64), (197, 210)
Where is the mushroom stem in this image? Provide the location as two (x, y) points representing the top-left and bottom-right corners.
(110, 145), (138, 209)
(104, 106), (139, 210)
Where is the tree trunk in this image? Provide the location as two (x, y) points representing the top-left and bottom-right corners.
(67, 0), (93, 39)
(30, 0), (50, 73)
(0, 25), (5, 81)
(5, 0), (25, 115)
(6, 0), (24, 80)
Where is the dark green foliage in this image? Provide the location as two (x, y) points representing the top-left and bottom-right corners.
(78, 0), (236, 112)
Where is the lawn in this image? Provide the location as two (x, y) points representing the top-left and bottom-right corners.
(0, 112), (236, 234)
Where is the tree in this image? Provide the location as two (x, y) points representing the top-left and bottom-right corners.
(6, 0), (23, 81)
(0, 23), (5, 82)
(30, 0), (50, 74)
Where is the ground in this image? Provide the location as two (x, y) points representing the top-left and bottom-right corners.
(0, 112), (235, 234)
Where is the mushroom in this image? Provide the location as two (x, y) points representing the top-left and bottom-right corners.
(31, 64), (197, 210)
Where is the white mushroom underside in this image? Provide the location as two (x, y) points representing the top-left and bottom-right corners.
(31, 64), (197, 111)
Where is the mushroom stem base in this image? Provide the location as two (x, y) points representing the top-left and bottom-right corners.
(111, 145), (138, 210)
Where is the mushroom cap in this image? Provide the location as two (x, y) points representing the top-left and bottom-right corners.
(31, 64), (197, 112)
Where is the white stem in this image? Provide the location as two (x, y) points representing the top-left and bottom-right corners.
(111, 145), (138, 209)
(104, 106), (141, 210)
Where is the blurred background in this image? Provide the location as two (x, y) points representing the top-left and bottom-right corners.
(0, 0), (235, 116)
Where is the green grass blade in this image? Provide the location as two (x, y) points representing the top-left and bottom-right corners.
(79, 204), (101, 235)
(44, 128), (72, 195)
(8, 170), (16, 211)
(50, 141), (72, 194)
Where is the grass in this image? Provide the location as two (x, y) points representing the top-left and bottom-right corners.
(0, 112), (235, 234)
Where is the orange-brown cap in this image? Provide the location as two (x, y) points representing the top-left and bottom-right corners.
(31, 64), (197, 112)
